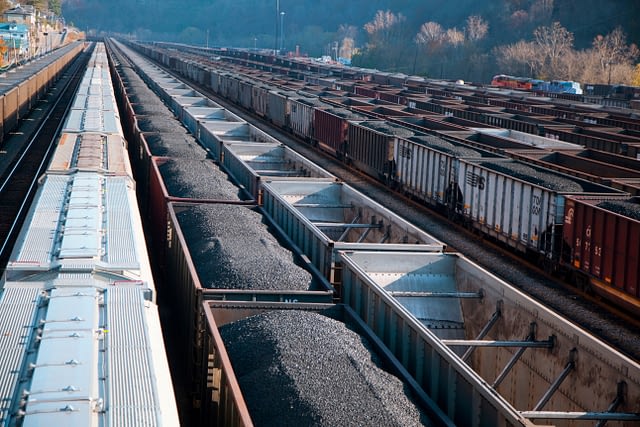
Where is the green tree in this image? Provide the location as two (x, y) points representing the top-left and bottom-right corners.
(49, 0), (61, 15)
(25, 0), (47, 12)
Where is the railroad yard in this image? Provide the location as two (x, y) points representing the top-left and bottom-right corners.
(0, 39), (639, 426)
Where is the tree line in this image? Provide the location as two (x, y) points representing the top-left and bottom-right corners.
(60, 0), (640, 85)
(354, 10), (640, 85)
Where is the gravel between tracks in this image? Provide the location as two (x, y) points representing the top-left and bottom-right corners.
(177, 204), (313, 290)
(220, 310), (431, 427)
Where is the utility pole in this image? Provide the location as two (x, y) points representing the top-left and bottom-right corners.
(275, 0), (280, 55)
(280, 11), (285, 52)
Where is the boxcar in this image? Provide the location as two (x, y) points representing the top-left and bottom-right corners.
(562, 195), (640, 313)
(453, 158), (627, 258)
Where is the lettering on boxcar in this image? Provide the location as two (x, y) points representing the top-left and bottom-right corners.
(531, 195), (541, 215)
(564, 207), (574, 225)
(398, 145), (412, 159)
(466, 172), (485, 190)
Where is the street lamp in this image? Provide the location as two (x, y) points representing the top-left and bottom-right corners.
(281, 12), (286, 51)
(274, 0), (279, 55)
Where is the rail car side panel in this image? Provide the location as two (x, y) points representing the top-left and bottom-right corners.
(3, 86), (18, 133)
(563, 196), (640, 305)
(313, 108), (353, 157)
(251, 84), (270, 117)
(267, 90), (290, 128)
(289, 98), (318, 141)
(456, 160), (560, 255)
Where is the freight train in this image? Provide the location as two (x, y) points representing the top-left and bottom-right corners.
(0, 42), (83, 147)
(106, 39), (456, 426)
(491, 74), (583, 94)
(129, 41), (640, 317)
(109, 39), (640, 427)
(0, 43), (180, 425)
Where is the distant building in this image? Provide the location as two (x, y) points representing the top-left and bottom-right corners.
(0, 22), (30, 62)
(3, 4), (36, 26)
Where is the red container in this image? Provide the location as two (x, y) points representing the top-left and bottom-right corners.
(313, 108), (366, 158)
(563, 195), (640, 313)
(149, 156), (171, 255)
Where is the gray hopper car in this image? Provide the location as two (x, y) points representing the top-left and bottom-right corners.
(260, 179), (444, 285)
(339, 250), (640, 427)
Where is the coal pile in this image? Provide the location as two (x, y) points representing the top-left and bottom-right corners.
(481, 161), (583, 192)
(220, 310), (430, 427)
(119, 62), (209, 159)
(177, 204), (313, 290)
(143, 132), (208, 159)
(159, 158), (241, 200)
(411, 135), (483, 157)
(360, 121), (415, 138)
(298, 98), (326, 108)
(597, 199), (640, 221)
(329, 108), (366, 120)
(136, 116), (184, 134)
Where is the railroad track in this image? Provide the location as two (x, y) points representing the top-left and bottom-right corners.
(133, 53), (640, 362)
(0, 48), (90, 269)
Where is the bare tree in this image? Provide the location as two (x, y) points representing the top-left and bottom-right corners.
(570, 49), (601, 83)
(592, 26), (640, 72)
(508, 10), (529, 29)
(416, 21), (446, 53)
(494, 40), (541, 76)
(447, 28), (465, 47)
(0, 0), (11, 13)
(465, 15), (489, 43)
(339, 37), (355, 60)
(338, 24), (358, 42)
(529, 0), (554, 22)
(363, 10), (406, 49)
(337, 24), (358, 60)
(361, 10), (411, 70)
(533, 22), (574, 77)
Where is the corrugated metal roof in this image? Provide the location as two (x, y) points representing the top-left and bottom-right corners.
(21, 286), (100, 427)
(0, 277), (167, 425)
(104, 179), (139, 269)
(62, 108), (122, 134)
(106, 287), (160, 425)
(0, 287), (43, 423)
(72, 93), (116, 111)
(9, 175), (68, 266)
(59, 174), (102, 260)
(9, 174), (141, 273)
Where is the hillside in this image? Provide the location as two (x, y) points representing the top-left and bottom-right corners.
(61, 0), (640, 82)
